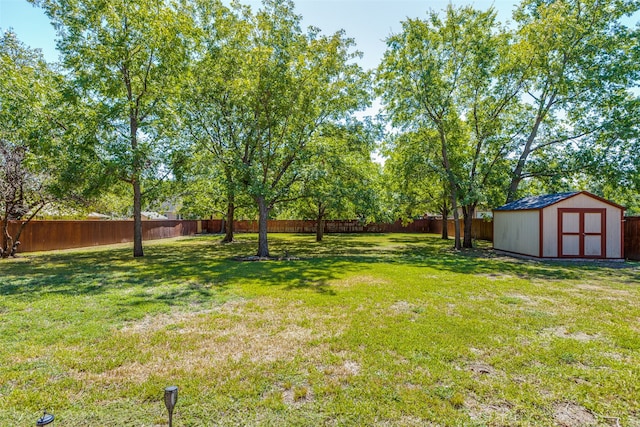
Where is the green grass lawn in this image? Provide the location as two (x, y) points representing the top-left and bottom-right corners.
(1, 233), (639, 426)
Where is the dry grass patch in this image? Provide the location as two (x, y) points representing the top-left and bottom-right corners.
(479, 272), (517, 281)
(281, 381), (315, 406)
(572, 283), (635, 302)
(84, 297), (348, 386)
(374, 415), (438, 426)
(333, 274), (390, 288)
(3, 233), (640, 426)
(465, 394), (514, 425)
(543, 326), (601, 342)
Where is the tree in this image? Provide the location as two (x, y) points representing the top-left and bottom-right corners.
(505, 0), (640, 202)
(34, 0), (196, 257)
(378, 6), (521, 248)
(247, 0), (370, 257)
(0, 31), (101, 257)
(0, 143), (47, 257)
(382, 130), (451, 239)
(285, 121), (381, 242)
(184, 0), (370, 257)
(180, 0), (255, 243)
(572, 95), (640, 212)
(176, 149), (256, 233)
(0, 31), (58, 257)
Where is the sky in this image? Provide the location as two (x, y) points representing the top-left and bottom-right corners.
(1, 0), (519, 69)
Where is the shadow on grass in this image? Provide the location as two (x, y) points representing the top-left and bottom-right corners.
(1, 233), (637, 304)
(0, 235), (358, 301)
(387, 234), (640, 283)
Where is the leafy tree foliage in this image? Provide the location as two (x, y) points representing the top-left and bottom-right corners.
(179, 0), (257, 243)
(183, 0), (370, 257)
(0, 31), (100, 257)
(382, 130), (451, 238)
(506, 0), (640, 202)
(378, 1), (639, 247)
(378, 6), (519, 248)
(0, 31), (59, 257)
(33, 0), (196, 257)
(284, 120), (382, 241)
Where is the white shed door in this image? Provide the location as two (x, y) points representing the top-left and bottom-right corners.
(558, 209), (606, 258)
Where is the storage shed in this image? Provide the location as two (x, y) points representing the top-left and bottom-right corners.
(493, 192), (624, 260)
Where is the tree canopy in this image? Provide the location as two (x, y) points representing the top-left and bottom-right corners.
(181, 0), (372, 256)
(4, 0), (638, 258)
(377, 0), (639, 247)
(0, 30), (101, 257)
(33, 0), (196, 257)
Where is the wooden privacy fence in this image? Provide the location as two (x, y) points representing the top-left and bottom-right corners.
(212, 219), (433, 234)
(8, 218), (497, 254)
(10, 218), (494, 254)
(8, 220), (201, 253)
(206, 218), (492, 238)
(12, 217), (640, 259)
(427, 219), (494, 242)
(624, 217), (640, 260)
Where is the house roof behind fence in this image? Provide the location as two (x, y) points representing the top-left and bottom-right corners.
(494, 192), (580, 211)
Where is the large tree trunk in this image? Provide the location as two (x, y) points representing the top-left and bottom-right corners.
(316, 218), (325, 242)
(130, 103), (144, 258)
(462, 204), (476, 248)
(222, 201), (235, 243)
(440, 197), (449, 240)
(440, 216), (448, 240)
(315, 204), (326, 242)
(133, 178), (144, 258)
(1, 217), (10, 258)
(256, 196), (270, 258)
(450, 194), (461, 250)
(439, 130), (461, 250)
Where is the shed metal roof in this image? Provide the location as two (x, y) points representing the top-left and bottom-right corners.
(494, 192), (580, 211)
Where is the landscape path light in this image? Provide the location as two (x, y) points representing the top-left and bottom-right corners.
(36, 411), (54, 426)
(164, 385), (178, 427)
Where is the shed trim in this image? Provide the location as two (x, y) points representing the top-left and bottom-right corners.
(494, 191), (626, 212)
(621, 211), (625, 258)
(557, 208), (606, 258)
(539, 209), (544, 258)
(495, 249), (624, 261)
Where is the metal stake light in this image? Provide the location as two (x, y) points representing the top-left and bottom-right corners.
(36, 411), (54, 426)
(164, 386), (178, 427)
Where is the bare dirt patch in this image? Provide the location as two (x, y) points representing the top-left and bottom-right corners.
(468, 362), (496, 376)
(389, 300), (427, 315)
(340, 360), (361, 376)
(553, 402), (597, 427)
(319, 358), (361, 384)
(390, 300), (413, 313)
(281, 381), (314, 406)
